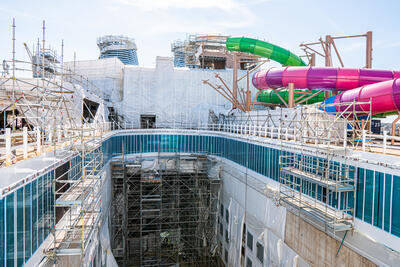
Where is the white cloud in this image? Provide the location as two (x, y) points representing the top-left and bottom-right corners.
(115, 0), (241, 11)
(111, 0), (268, 33)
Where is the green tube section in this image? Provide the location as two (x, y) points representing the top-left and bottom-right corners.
(226, 37), (306, 66)
(226, 37), (325, 105)
(257, 89), (325, 105)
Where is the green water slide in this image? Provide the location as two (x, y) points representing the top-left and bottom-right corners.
(257, 89), (325, 105)
(226, 37), (306, 66)
(226, 37), (324, 106)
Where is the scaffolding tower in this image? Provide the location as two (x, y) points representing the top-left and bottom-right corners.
(278, 100), (372, 232)
(110, 152), (221, 267)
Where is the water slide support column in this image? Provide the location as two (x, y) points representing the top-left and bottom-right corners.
(288, 83), (295, 108)
(233, 53), (238, 102)
(366, 31), (373, 68)
(391, 111), (400, 145)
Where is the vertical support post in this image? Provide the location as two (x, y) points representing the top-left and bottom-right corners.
(325, 35), (332, 99)
(343, 122), (347, 149)
(5, 128), (11, 166)
(383, 130), (387, 155)
(12, 18), (16, 131)
(23, 127), (28, 160)
(288, 83), (295, 108)
(36, 127), (41, 155)
(310, 53), (316, 66)
(246, 89), (252, 111)
(362, 129), (366, 152)
(232, 53), (238, 105)
(391, 111), (400, 145)
(366, 31), (373, 68)
(278, 126), (281, 140)
(58, 125), (62, 143)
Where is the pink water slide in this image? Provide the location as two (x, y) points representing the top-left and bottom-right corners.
(252, 66), (400, 90)
(252, 66), (400, 114)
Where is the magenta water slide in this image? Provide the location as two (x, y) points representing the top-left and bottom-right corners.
(252, 67), (400, 91)
(322, 79), (400, 115)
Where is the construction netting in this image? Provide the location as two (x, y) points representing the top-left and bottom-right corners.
(69, 56), (258, 127)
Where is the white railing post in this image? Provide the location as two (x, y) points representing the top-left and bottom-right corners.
(5, 128), (11, 166)
(343, 126), (347, 149)
(58, 125), (62, 144)
(23, 127), (28, 160)
(362, 130), (366, 152)
(327, 128), (331, 146)
(278, 126), (281, 140)
(285, 127), (288, 141)
(36, 127), (41, 155)
(264, 126), (267, 137)
(48, 127), (53, 145)
(383, 130), (387, 155)
(271, 125), (274, 139)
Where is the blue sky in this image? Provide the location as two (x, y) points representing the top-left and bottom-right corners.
(1, 0), (400, 69)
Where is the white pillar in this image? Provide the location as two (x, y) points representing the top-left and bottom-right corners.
(36, 127), (41, 155)
(362, 130), (366, 152)
(383, 131), (387, 155)
(23, 127), (28, 160)
(5, 128), (11, 166)
(278, 126), (281, 140)
(58, 125), (62, 143)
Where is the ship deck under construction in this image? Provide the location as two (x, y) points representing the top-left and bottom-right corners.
(0, 15), (400, 267)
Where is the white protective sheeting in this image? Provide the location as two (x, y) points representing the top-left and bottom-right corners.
(227, 197), (245, 267)
(262, 229), (310, 267)
(64, 58), (125, 103)
(69, 56), (258, 126)
(221, 160), (309, 267)
(99, 163), (119, 267)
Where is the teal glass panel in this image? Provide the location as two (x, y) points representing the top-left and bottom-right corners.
(0, 198), (4, 265)
(32, 179), (38, 252)
(374, 172), (384, 228)
(364, 170), (374, 224)
(356, 168), (364, 219)
(25, 183), (31, 262)
(6, 193), (14, 266)
(384, 174), (392, 232)
(17, 188), (24, 267)
(392, 176), (400, 236)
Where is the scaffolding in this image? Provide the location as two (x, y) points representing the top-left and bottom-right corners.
(0, 18), (111, 265)
(48, 133), (104, 259)
(171, 34), (259, 69)
(278, 100), (372, 232)
(110, 152), (221, 267)
(0, 19), (109, 167)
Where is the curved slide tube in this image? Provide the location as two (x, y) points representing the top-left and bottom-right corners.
(226, 37), (306, 66)
(322, 79), (400, 115)
(257, 89), (325, 105)
(252, 67), (400, 91)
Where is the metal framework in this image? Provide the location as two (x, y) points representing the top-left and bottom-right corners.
(49, 134), (104, 259)
(0, 18), (112, 265)
(300, 31), (372, 69)
(110, 151), (221, 267)
(0, 19), (110, 167)
(277, 100), (372, 232)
